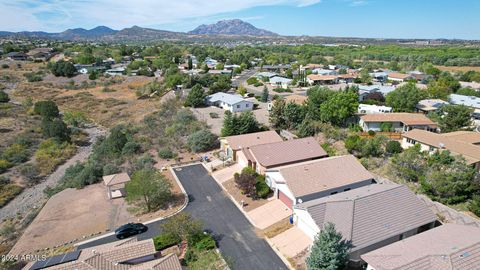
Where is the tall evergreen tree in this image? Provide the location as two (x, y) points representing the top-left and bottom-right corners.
(261, 86), (269, 102)
(306, 223), (351, 270)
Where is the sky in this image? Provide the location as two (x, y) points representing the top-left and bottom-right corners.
(0, 0), (479, 39)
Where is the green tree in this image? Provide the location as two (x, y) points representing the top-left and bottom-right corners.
(0, 90), (9, 103)
(125, 168), (172, 212)
(269, 99), (287, 129)
(319, 91), (358, 126)
(88, 69), (98, 80)
(234, 167), (257, 197)
(469, 195), (480, 217)
(306, 223), (351, 270)
(284, 102), (305, 129)
(427, 73), (461, 99)
(160, 212), (203, 241)
(385, 83), (426, 112)
(187, 58), (193, 70)
(390, 144), (427, 182)
(437, 105), (473, 132)
(221, 111), (262, 136)
(187, 129), (218, 152)
(34, 100), (59, 120)
(261, 86), (269, 102)
(184, 84), (205, 108)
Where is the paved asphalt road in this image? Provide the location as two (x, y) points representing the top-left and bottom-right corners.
(78, 164), (288, 270)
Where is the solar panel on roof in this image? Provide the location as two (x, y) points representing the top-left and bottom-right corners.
(29, 250), (81, 270)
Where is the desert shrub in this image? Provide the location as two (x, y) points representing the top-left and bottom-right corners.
(19, 163), (40, 184)
(0, 176), (10, 185)
(121, 141), (141, 155)
(209, 112), (219, 118)
(0, 184), (23, 208)
(1, 143), (29, 164)
(102, 163), (120, 176)
(42, 118), (71, 142)
(34, 139), (76, 175)
(0, 90), (9, 103)
(0, 159), (12, 173)
(34, 100), (59, 120)
(1, 64), (8, 69)
(187, 129), (218, 152)
(154, 232), (182, 251)
(158, 148), (177, 159)
(24, 72), (43, 82)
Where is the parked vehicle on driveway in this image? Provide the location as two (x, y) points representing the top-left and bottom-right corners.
(115, 223), (148, 239)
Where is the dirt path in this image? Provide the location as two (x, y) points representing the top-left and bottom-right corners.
(0, 126), (105, 221)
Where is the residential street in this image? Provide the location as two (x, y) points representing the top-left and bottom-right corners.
(78, 164), (288, 270)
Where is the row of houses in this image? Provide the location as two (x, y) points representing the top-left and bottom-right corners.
(219, 130), (480, 268)
(4, 48), (56, 61)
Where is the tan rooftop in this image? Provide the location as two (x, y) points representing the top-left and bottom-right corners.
(441, 130), (480, 144)
(416, 99), (449, 112)
(275, 155), (374, 197)
(284, 94), (308, 105)
(360, 113), (437, 127)
(307, 74), (338, 81)
(403, 129), (480, 164)
(103, 173), (131, 186)
(361, 224), (480, 270)
(388, 72), (412, 80)
(295, 184), (437, 252)
(224, 130), (283, 151)
(247, 137), (328, 168)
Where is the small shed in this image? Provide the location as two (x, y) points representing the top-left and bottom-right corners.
(103, 173), (131, 199)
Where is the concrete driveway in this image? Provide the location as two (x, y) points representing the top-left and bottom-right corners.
(211, 163), (243, 184)
(270, 227), (311, 258)
(247, 199), (292, 230)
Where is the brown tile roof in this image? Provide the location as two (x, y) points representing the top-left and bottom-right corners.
(284, 94), (308, 105)
(361, 224), (480, 270)
(388, 72), (413, 80)
(441, 130), (480, 144)
(103, 173), (131, 186)
(295, 184), (437, 252)
(274, 155), (374, 197)
(360, 113), (437, 127)
(131, 254), (182, 270)
(403, 129), (480, 164)
(307, 74), (338, 81)
(247, 137), (328, 168)
(225, 130), (283, 151)
(25, 238), (159, 270)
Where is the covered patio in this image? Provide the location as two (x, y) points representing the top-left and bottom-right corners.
(103, 173), (131, 199)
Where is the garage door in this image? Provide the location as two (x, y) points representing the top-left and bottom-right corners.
(278, 190), (293, 209)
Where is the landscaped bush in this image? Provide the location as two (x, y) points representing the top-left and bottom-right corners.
(188, 232), (216, 251)
(246, 77), (258, 85)
(469, 195), (480, 217)
(153, 232), (182, 251)
(255, 175), (270, 199)
(385, 140), (403, 154)
(35, 139), (76, 175)
(273, 88), (292, 93)
(158, 148), (177, 159)
(253, 82), (264, 87)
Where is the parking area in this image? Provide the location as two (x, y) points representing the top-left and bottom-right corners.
(173, 164), (288, 270)
(270, 226), (311, 258)
(247, 199), (292, 230)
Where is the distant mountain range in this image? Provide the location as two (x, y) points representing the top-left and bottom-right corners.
(189, 19), (277, 36)
(0, 20), (474, 45)
(0, 19), (277, 41)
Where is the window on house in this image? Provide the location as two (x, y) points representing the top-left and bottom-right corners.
(245, 103), (249, 107)
(236, 105), (240, 108)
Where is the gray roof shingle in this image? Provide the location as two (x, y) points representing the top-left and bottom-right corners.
(295, 184), (437, 251)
